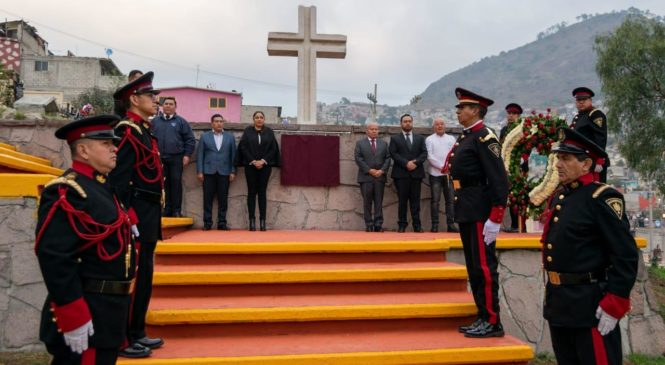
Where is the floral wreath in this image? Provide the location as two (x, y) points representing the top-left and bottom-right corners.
(501, 109), (567, 219)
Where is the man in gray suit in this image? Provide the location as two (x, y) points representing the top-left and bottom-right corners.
(196, 114), (237, 230)
(354, 122), (391, 232)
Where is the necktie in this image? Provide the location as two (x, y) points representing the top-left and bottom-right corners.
(371, 139), (376, 153)
(405, 133), (412, 149)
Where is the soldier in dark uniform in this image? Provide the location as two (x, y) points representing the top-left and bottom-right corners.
(570, 87), (609, 182)
(36, 115), (136, 365)
(444, 88), (509, 338)
(542, 127), (637, 365)
(111, 72), (164, 358)
(499, 103), (526, 233)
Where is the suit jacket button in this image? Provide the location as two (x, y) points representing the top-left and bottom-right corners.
(553, 217), (559, 223)
(555, 205), (561, 211)
(559, 194), (564, 200)
(547, 243), (553, 249)
(546, 256), (553, 262)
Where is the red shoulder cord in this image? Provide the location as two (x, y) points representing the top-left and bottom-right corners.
(116, 126), (164, 186)
(35, 186), (131, 261)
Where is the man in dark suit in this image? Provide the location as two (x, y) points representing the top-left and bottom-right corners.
(354, 122), (391, 232)
(389, 114), (428, 233)
(570, 87), (609, 182)
(197, 114), (237, 231)
(111, 72), (164, 358)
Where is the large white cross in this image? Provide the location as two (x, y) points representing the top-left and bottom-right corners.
(267, 6), (347, 124)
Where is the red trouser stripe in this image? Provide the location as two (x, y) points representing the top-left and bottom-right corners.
(81, 347), (96, 365)
(591, 328), (609, 365)
(476, 221), (497, 324)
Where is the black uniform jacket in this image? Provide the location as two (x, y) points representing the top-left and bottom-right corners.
(35, 161), (136, 348)
(449, 122), (509, 223)
(389, 132), (427, 179)
(109, 111), (163, 243)
(542, 174), (638, 327)
(236, 126), (281, 167)
(571, 108), (607, 150)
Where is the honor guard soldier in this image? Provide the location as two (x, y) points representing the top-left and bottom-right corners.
(570, 87), (609, 182)
(542, 128), (638, 365)
(35, 115), (136, 365)
(444, 88), (509, 337)
(111, 71), (165, 358)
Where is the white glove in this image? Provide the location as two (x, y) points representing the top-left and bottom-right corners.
(595, 306), (618, 336)
(482, 219), (501, 245)
(63, 320), (94, 354)
(131, 225), (140, 238)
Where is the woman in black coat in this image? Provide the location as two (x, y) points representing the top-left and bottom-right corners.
(236, 111), (280, 231)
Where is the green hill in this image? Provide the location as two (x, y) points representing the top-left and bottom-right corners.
(419, 10), (633, 110)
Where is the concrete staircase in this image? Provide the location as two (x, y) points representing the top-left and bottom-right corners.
(117, 231), (533, 365)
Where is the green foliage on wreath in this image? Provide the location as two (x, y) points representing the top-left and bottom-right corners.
(507, 110), (567, 219)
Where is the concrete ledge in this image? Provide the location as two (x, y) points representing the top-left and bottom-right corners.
(153, 267), (468, 285)
(0, 155), (63, 175)
(147, 303), (478, 325)
(0, 173), (57, 197)
(446, 236), (648, 249)
(116, 345), (533, 365)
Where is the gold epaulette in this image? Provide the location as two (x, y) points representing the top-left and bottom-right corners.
(589, 108), (601, 117)
(479, 128), (499, 143)
(115, 120), (142, 135)
(44, 173), (87, 198)
(592, 183), (613, 199)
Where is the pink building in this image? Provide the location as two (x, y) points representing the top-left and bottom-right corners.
(157, 86), (242, 123)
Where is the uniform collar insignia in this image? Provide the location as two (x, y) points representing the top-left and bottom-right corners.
(570, 181), (580, 189)
(95, 174), (107, 184)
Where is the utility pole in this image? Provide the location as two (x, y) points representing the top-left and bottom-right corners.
(195, 65), (200, 88)
(367, 83), (377, 124)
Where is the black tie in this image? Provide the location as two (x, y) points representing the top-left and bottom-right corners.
(405, 133), (412, 149)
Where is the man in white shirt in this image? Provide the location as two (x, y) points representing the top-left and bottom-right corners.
(426, 118), (458, 232)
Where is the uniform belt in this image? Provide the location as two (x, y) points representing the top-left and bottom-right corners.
(547, 270), (607, 286)
(452, 179), (486, 191)
(82, 278), (135, 295)
(132, 187), (161, 204)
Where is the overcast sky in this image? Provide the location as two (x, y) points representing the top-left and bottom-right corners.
(2, 1), (664, 116)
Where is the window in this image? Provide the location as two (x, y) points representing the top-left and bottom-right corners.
(209, 97), (226, 109)
(34, 60), (48, 72)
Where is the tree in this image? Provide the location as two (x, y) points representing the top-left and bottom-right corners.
(73, 87), (116, 115)
(595, 16), (665, 195)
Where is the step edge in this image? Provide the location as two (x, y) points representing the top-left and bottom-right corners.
(117, 344), (534, 365)
(153, 267), (468, 285)
(146, 302), (478, 324)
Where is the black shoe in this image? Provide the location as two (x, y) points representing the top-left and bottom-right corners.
(118, 343), (152, 358)
(173, 212), (182, 218)
(458, 318), (483, 333)
(430, 224), (439, 233)
(447, 225), (459, 233)
(249, 218), (256, 231)
(413, 225), (424, 233)
(203, 224), (212, 231)
(162, 210), (172, 217)
(260, 219), (267, 231)
(464, 321), (504, 338)
(135, 336), (164, 349)
(397, 226), (406, 233)
(374, 226), (383, 232)
(366, 225), (374, 232)
(217, 224), (229, 231)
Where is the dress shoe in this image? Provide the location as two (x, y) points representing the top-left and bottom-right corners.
(374, 226), (383, 232)
(118, 343), (152, 358)
(249, 218), (256, 231)
(458, 318), (483, 333)
(135, 336), (164, 349)
(260, 219), (267, 231)
(365, 225), (374, 232)
(447, 225), (459, 233)
(413, 225), (424, 233)
(430, 224), (439, 233)
(217, 224), (229, 231)
(162, 210), (172, 217)
(397, 226), (406, 233)
(203, 224), (212, 231)
(173, 212), (182, 218)
(464, 321), (504, 338)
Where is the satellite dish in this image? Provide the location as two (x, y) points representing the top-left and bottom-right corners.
(105, 48), (113, 57)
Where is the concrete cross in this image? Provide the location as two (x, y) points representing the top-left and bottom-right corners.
(267, 6), (347, 124)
